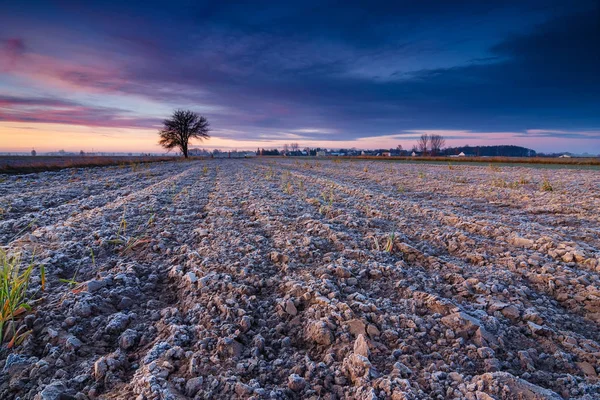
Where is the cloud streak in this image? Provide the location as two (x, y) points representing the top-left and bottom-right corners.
(0, 96), (161, 129)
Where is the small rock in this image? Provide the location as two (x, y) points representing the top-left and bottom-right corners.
(527, 321), (552, 337)
(343, 353), (376, 383)
(94, 357), (108, 380)
(74, 301), (93, 317)
(217, 337), (244, 358)
(3, 353), (31, 375)
(235, 382), (252, 396)
(185, 271), (197, 284)
(240, 315), (252, 332)
(186, 377), (204, 396)
(368, 269), (382, 279)
(393, 361), (413, 378)
(448, 372), (463, 382)
(284, 300), (297, 316)
(479, 372), (562, 399)
(335, 266), (351, 278)
(576, 361), (597, 379)
(477, 347), (495, 359)
(346, 319), (366, 336)
(198, 275), (212, 288)
(86, 280), (105, 293)
(288, 373), (306, 392)
(306, 321), (333, 346)
(270, 251), (288, 263)
(35, 382), (73, 400)
(562, 252), (574, 263)
(354, 334), (370, 358)
(119, 329), (139, 350)
(512, 237), (534, 248)
(441, 312), (481, 338)
(366, 324), (380, 337)
(105, 312), (130, 334)
(500, 305), (520, 320)
(65, 336), (83, 352)
(475, 391), (495, 400)
(117, 296), (134, 310)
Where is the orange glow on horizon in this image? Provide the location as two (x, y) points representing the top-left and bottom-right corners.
(1, 122), (599, 154)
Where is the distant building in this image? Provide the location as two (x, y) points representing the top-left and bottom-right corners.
(559, 154), (571, 158)
(316, 151), (326, 157)
(411, 151), (417, 157)
(458, 152), (466, 157)
(382, 152), (391, 157)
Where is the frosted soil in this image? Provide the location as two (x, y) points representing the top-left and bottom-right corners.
(1, 159), (599, 399)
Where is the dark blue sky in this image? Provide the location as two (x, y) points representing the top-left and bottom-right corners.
(1, 0), (599, 152)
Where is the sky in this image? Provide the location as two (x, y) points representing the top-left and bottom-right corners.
(1, 0), (599, 154)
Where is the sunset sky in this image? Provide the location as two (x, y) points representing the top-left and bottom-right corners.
(1, 1), (599, 154)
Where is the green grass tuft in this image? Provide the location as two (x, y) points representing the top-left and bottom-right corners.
(540, 178), (553, 192)
(384, 233), (395, 253)
(0, 249), (39, 347)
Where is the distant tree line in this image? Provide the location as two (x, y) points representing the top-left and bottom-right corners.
(258, 148), (281, 156)
(441, 145), (536, 157)
(255, 138), (538, 158)
(256, 146), (330, 156)
(152, 115), (552, 160)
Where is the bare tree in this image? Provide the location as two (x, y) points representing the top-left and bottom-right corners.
(282, 143), (290, 155)
(430, 134), (446, 155)
(397, 144), (403, 151)
(290, 142), (299, 152)
(158, 110), (210, 158)
(417, 134), (429, 155)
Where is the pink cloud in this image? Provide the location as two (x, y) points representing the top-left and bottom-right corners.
(0, 96), (160, 129)
(2, 38), (128, 94)
(0, 38), (26, 71)
(25, 54), (127, 93)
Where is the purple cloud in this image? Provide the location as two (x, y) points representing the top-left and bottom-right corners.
(0, 95), (161, 129)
